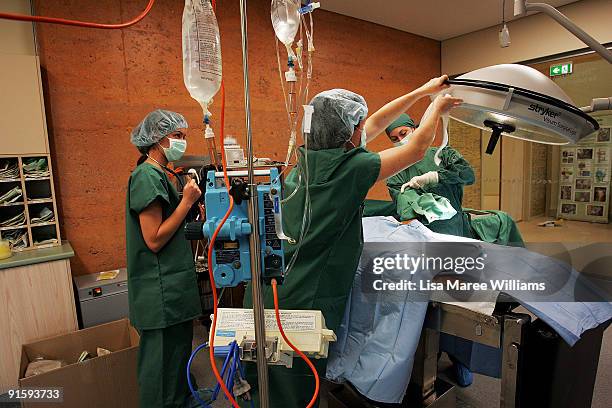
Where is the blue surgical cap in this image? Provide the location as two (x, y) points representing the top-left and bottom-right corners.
(130, 109), (188, 147)
(306, 89), (368, 150)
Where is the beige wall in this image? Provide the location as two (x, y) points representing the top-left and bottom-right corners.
(0, 0), (34, 56)
(442, 0), (612, 75)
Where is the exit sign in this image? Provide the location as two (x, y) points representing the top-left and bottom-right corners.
(550, 62), (573, 76)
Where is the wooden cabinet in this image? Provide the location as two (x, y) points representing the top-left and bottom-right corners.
(0, 244), (77, 393)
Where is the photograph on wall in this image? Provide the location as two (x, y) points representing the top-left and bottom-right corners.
(575, 178), (592, 190)
(561, 203), (577, 215)
(561, 166), (574, 183)
(561, 148), (575, 164)
(596, 147), (609, 164)
(595, 167), (609, 183)
(560, 185), (572, 200)
(574, 191), (591, 202)
(577, 148), (594, 160)
(578, 161), (592, 177)
(594, 187), (607, 202)
(578, 161), (591, 169)
(596, 128), (611, 143)
(586, 205), (605, 217)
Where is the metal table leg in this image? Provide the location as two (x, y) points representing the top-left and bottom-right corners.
(500, 315), (530, 408)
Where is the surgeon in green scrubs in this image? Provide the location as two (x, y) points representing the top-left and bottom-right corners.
(386, 113), (475, 237)
(243, 78), (463, 407)
(386, 114), (524, 246)
(126, 110), (202, 408)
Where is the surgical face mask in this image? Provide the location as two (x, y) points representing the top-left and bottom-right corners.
(360, 127), (367, 147)
(159, 138), (187, 162)
(393, 129), (414, 146)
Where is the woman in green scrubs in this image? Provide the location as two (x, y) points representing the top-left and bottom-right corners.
(386, 113), (476, 237)
(386, 114), (524, 246)
(126, 110), (203, 408)
(243, 78), (462, 407)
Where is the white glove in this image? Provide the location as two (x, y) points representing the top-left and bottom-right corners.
(400, 171), (439, 192)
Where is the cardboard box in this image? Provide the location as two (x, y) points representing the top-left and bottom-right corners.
(18, 319), (139, 408)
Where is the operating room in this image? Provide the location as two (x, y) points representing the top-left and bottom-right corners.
(1, 1), (612, 408)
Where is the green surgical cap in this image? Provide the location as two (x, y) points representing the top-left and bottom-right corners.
(385, 113), (416, 135)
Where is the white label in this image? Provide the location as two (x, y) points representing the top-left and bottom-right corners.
(215, 309), (316, 332)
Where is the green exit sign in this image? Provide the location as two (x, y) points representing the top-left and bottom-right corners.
(550, 62), (573, 76)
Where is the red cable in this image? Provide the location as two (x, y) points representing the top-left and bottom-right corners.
(0, 0), (155, 29)
(272, 279), (320, 408)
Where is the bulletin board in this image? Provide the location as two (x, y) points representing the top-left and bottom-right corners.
(557, 127), (611, 223)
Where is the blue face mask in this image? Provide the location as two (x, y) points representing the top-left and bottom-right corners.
(159, 138), (187, 162)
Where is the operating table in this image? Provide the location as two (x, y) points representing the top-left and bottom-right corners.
(327, 217), (611, 408)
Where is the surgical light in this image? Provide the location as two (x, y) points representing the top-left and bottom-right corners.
(446, 64), (600, 154)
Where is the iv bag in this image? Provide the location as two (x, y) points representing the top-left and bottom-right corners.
(182, 0), (222, 117)
(271, 0), (300, 58)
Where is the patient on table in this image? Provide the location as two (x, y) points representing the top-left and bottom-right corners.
(326, 216), (612, 404)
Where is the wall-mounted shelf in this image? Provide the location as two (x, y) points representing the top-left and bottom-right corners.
(27, 198), (53, 204)
(0, 155), (61, 251)
(0, 202), (24, 208)
(25, 177), (50, 181)
(0, 225), (27, 232)
(31, 221), (56, 228)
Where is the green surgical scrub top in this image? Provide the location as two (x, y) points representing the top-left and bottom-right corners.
(126, 163), (201, 330)
(388, 147), (475, 237)
(245, 146), (381, 332)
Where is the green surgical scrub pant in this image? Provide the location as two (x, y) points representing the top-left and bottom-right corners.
(137, 320), (194, 408)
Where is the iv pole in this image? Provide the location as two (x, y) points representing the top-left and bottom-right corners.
(239, 0), (270, 406)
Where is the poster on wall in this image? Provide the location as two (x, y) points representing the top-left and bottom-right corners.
(557, 127), (611, 223)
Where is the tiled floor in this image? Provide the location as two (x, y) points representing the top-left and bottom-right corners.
(518, 216), (612, 243)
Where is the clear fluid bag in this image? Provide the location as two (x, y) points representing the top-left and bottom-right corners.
(271, 0), (300, 59)
(182, 0), (222, 117)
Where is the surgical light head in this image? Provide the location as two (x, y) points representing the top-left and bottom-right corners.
(305, 89), (368, 151)
(130, 109), (189, 148)
(445, 64), (599, 154)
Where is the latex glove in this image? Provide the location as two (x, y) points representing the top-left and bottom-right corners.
(400, 171), (439, 192)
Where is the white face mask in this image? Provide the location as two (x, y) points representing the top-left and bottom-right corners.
(393, 130), (414, 147)
(360, 127), (367, 147)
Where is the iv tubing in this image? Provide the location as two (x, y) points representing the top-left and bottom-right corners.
(271, 279), (319, 407)
(0, 0), (155, 29)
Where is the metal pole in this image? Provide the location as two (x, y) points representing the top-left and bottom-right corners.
(239, 0), (270, 406)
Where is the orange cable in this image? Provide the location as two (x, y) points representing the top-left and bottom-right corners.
(206, 77), (240, 408)
(271, 279), (320, 408)
(0, 0), (155, 29)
